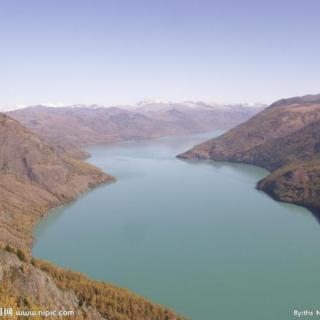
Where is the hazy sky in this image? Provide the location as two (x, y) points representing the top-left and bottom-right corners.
(0, 0), (319, 106)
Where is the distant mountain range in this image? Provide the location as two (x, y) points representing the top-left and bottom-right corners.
(178, 94), (320, 216)
(0, 100), (265, 112)
(7, 101), (264, 158)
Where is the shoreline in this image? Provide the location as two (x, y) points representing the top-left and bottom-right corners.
(9, 168), (184, 320)
(178, 154), (319, 221)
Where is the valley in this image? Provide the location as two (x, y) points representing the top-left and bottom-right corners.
(2, 1), (318, 319)
(33, 132), (320, 320)
(1, 93), (320, 320)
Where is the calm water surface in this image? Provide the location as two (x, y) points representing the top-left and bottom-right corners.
(34, 132), (320, 320)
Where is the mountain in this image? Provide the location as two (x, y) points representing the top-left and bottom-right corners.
(7, 102), (264, 157)
(0, 113), (183, 320)
(0, 113), (114, 253)
(178, 94), (320, 215)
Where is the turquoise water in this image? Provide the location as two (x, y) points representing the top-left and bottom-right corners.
(33, 132), (320, 320)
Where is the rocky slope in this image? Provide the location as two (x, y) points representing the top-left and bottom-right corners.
(0, 113), (183, 320)
(0, 249), (183, 320)
(178, 94), (320, 215)
(8, 102), (263, 156)
(0, 113), (114, 254)
(257, 160), (320, 214)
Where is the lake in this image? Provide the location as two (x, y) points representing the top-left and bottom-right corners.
(33, 132), (320, 320)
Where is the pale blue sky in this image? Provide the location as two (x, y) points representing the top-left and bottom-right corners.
(0, 0), (319, 106)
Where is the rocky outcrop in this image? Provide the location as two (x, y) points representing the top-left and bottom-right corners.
(257, 161), (320, 214)
(0, 248), (183, 320)
(0, 249), (105, 320)
(178, 94), (320, 215)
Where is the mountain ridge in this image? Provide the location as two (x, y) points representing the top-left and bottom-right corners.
(178, 94), (320, 216)
(0, 100), (265, 111)
(7, 102), (264, 158)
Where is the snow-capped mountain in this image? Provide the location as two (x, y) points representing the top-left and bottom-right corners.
(0, 100), (266, 112)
